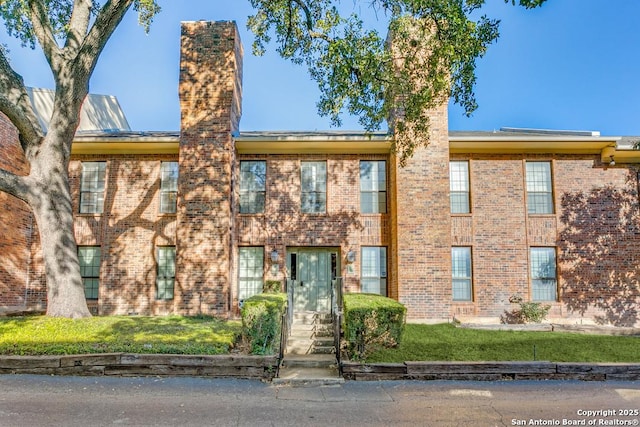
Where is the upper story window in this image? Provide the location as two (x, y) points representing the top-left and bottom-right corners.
(530, 247), (557, 301)
(159, 161), (178, 214)
(239, 161), (266, 214)
(360, 160), (387, 213)
(301, 161), (326, 213)
(80, 162), (106, 214)
(450, 161), (470, 214)
(526, 161), (554, 214)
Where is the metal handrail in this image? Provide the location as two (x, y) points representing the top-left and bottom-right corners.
(332, 277), (344, 369)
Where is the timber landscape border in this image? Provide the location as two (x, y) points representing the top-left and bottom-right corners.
(1, 354), (639, 381)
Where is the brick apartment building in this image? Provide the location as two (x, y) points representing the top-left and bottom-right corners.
(1, 21), (639, 326)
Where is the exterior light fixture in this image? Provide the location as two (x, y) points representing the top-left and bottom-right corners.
(609, 155), (615, 166)
(270, 249), (279, 263)
(346, 250), (356, 264)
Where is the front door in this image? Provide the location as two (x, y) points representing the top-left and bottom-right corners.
(287, 249), (337, 313)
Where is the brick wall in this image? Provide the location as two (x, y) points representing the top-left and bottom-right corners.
(392, 103), (453, 321)
(450, 153), (640, 326)
(176, 21), (243, 315)
(0, 113), (36, 310)
(233, 154), (390, 311)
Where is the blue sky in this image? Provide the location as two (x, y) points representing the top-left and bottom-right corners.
(3, 1), (640, 135)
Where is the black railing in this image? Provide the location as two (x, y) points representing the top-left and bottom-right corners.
(331, 277), (344, 368)
(277, 280), (293, 376)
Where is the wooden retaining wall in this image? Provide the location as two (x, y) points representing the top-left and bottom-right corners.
(341, 361), (640, 381)
(0, 354), (279, 380)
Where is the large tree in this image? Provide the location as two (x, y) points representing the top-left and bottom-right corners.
(0, 0), (545, 318)
(0, 0), (160, 318)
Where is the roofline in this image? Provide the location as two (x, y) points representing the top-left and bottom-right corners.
(72, 132), (180, 155)
(68, 130), (640, 163)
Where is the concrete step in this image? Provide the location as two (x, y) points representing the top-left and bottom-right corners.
(292, 312), (332, 325)
(272, 366), (344, 387)
(281, 354), (336, 369)
(286, 342), (335, 356)
(289, 330), (334, 340)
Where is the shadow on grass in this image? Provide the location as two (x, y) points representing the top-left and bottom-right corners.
(0, 315), (242, 356)
(366, 324), (640, 363)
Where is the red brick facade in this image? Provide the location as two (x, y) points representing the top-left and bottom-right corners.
(1, 21), (638, 325)
(0, 113), (36, 311)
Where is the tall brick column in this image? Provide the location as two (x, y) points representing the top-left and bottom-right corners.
(176, 21), (243, 315)
(388, 19), (452, 321)
(391, 103), (452, 321)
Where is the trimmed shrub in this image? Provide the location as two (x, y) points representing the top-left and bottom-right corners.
(502, 294), (551, 324)
(263, 280), (282, 293)
(343, 293), (406, 361)
(241, 293), (287, 355)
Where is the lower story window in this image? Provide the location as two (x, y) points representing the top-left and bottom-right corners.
(452, 247), (472, 301)
(530, 247), (557, 301)
(239, 247), (264, 303)
(156, 246), (176, 300)
(78, 246), (101, 300)
(361, 247), (387, 296)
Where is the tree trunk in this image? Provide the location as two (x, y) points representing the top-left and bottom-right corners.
(29, 145), (91, 318)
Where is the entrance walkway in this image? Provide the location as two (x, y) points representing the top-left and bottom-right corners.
(274, 311), (344, 386)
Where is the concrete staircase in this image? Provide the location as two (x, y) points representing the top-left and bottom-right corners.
(273, 312), (344, 386)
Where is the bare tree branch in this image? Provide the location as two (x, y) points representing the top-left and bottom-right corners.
(77, 0), (134, 79)
(0, 168), (30, 202)
(0, 50), (44, 154)
(65, 0), (93, 52)
(26, 0), (62, 73)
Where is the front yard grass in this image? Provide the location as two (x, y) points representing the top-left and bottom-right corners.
(366, 323), (640, 363)
(0, 315), (241, 356)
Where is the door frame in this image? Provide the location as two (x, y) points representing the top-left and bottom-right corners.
(286, 247), (340, 313)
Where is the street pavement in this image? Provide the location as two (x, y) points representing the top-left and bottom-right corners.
(0, 375), (639, 426)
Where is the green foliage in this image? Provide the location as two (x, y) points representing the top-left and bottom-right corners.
(0, 0), (160, 48)
(241, 293), (288, 355)
(343, 293), (406, 360)
(503, 294), (552, 324)
(0, 315), (240, 355)
(263, 280), (282, 293)
(248, 0), (547, 163)
(367, 323), (640, 363)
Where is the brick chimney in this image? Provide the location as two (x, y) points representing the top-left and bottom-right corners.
(176, 21), (243, 315)
(387, 18), (453, 321)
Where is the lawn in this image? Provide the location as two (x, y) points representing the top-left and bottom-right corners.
(365, 323), (640, 363)
(0, 315), (241, 356)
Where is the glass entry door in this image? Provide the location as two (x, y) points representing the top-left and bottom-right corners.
(287, 248), (338, 313)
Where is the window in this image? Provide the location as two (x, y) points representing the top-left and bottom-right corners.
(451, 247), (472, 301)
(80, 162), (106, 213)
(156, 246), (176, 300)
(78, 246), (101, 300)
(526, 161), (553, 214)
(361, 247), (387, 296)
(239, 161), (266, 214)
(360, 161), (387, 213)
(159, 162), (178, 214)
(530, 247), (557, 301)
(301, 161), (327, 213)
(238, 247), (264, 302)
(450, 161), (470, 214)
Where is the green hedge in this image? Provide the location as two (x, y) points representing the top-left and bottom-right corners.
(343, 293), (406, 361)
(241, 293), (287, 355)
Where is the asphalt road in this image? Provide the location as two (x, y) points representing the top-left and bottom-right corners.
(0, 375), (639, 427)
